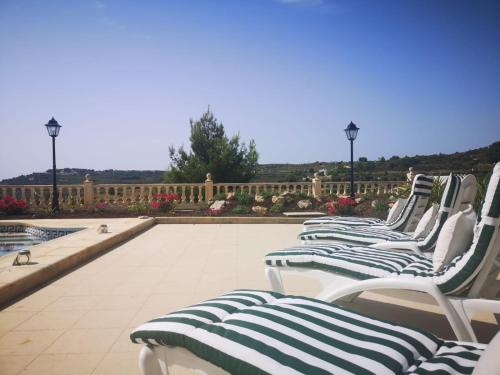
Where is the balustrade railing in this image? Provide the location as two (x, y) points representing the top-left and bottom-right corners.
(0, 174), (405, 211)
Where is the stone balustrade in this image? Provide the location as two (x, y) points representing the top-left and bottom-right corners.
(0, 174), (405, 211)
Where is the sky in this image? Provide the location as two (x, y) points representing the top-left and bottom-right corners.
(1, 0), (499, 180)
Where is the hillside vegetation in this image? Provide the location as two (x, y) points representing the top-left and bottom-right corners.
(2, 141), (498, 185)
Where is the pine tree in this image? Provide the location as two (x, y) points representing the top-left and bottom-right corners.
(165, 109), (259, 182)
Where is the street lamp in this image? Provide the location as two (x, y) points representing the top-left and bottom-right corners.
(45, 117), (62, 212)
(344, 121), (359, 199)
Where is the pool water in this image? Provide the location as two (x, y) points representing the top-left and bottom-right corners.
(0, 233), (45, 257)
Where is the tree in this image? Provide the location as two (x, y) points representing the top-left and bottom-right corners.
(165, 109), (259, 182)
(358, 157), (368, 162)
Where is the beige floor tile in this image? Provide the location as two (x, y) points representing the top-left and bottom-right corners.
(19, 353), (103, 375)
(0, 354), (36, 375)
(43, 295), (103, 311)
(74, 309), (137, 329)
(45, 328), (121, 354)
(14, 310), (86, 331)
(5, 292), (61, 312)
(109, 327), (140, 353)
(0, 330), (64, 355)
(91, 352), (139, 375)
(0, 311), (34, 337)
(93, 294), (148, 310)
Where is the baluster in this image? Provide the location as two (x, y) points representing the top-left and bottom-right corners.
(103, 187), (109, 203)
(139, 186), (145, 203)
(66, 187), (72, 206)
(197, 185), (203, 202)
(181, 186), (186, 203)
(25, 188), (32, 207)
(189, 186), (195, 203)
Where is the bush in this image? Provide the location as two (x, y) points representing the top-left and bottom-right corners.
(150, 193), (178, 213)
(235, 192), (253, 205)
(128, 202), (149, 214)
(296, 191), (309, 200)
(372, 199), (389, 214)
(0, 196), (29, 215)
(260, 190), (275, 199)
(269, 204), (284, 213)
(232, 205), (251, 214)
(336, 196), (357, 216)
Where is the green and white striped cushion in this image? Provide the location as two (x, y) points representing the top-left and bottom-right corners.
(303, 174), (433, 231)
(304, 216), (385, 228)
(298, 174), (464, 249)
(406, 341), (485, 374)
(265, 244), (423, 280)
(299, 226), (414, 245)
(131, 289), (462, 375)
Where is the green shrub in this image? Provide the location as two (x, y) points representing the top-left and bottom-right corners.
(395, 182), (412, 199)
(372, 199), (389, 214)
(235, 192), (253, 205)
(296, 191), (309, 199)
(269, 203), (284, 213)
(428, 178), (445, 207)
(260, 190), (275, 199)
(474, 173), (490, 212)
(232, 205), (251, 214)
(128, 202), (149, 214)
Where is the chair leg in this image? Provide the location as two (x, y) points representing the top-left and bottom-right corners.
(139, 345), (166, 375)
(265, 266), (284, 293)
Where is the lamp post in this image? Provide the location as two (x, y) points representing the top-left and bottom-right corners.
(344, 121), (359, 199)
(45, 117), (62, 213)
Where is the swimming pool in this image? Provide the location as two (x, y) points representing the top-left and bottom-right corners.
(0, 224), (83, 257)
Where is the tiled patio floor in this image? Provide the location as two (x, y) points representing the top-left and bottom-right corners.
(0, 224), (498, 374)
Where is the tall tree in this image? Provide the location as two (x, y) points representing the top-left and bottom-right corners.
(165, 109), (259, 182)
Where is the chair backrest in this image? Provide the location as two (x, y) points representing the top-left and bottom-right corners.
(417, 174), (477, 252)
(385, 174), (433, 232)
(433, 162), (500, 296)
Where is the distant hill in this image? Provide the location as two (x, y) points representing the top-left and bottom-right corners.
(254, 141), (500, 182)
(0, 169), (165, 185)
(1, 141), (499, 185)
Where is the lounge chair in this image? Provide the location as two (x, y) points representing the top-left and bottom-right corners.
(304, 174), (434, 231)
(265, 163), (500, 342)
(299, 173), (477, 249)
(130, 289), (499, 375)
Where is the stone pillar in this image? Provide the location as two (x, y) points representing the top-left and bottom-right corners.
(205, 173), (213, 202)
(312, 173), (322, 198)
(83, 174), (94, 208)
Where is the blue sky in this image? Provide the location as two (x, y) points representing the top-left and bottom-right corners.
(1, 0), (499, 180)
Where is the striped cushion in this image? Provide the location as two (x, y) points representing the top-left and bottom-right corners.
(304, 216), (385, 228)
(299, 226), (415, 245)
(298, 174), (465, 250)
(131, 289), (455, 375)
(303, 174), (433, 231)
(406, 341), (485, 375)
(265, 244), (424, 280)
